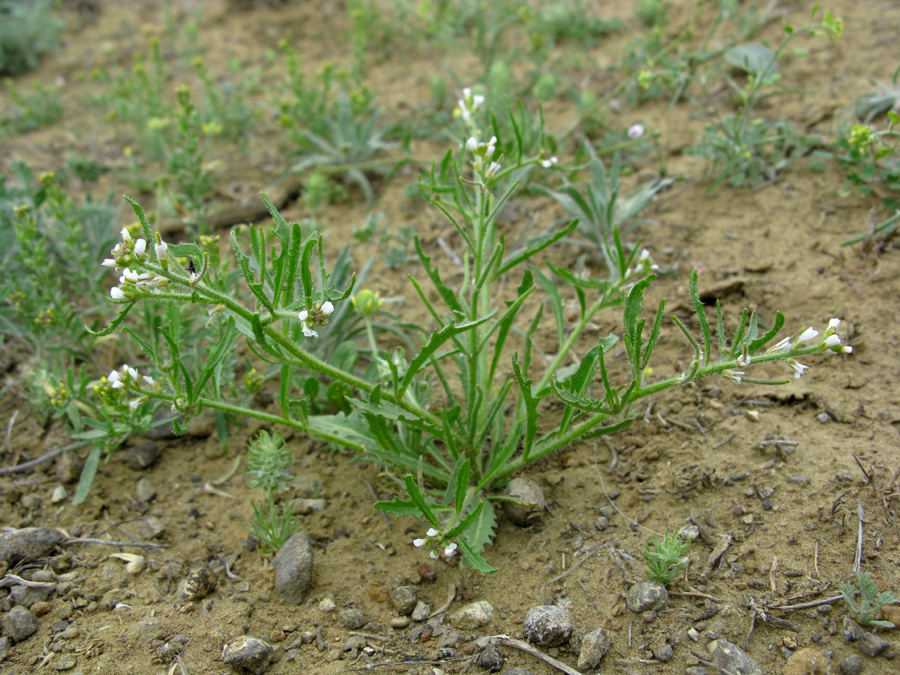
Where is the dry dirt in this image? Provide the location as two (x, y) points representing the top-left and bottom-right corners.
(1, 1), (899, 674)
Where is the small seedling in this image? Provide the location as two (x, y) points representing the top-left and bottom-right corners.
(246, 431), (301, 552)
(643, 532), (690, 586)
(840, 571), (897, 629)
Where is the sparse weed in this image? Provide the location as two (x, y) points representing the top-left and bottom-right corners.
(0, 0), (63, 76)
(0, 79), (63, 135)
(246, 430), (302, 553)
(643, 532), (690, 586)
(840, 571), (897, 629)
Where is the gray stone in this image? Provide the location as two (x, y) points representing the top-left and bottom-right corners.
(138, 516), (166, 540)
(577, 627), (611, 670)
(391, 586), (418, 616)
(709, 639), (763, 675)
(144, 408), (179, 440)
(50, 485), (68, 503)
(678, 524), (700, 541)
(502, 478), (546, 526)
(0, 527), (65, 565)
(124, 440), (162, 469)
(476, 646), (503, 672)
(10, 583), (53, 606)
(50, 654), (77, 670)
(292, 498), (326, 515)
(222, 635), (275, 674)
(272, 533), (314, 604)
(626, 580), (668, 613)
(411, 601), (430, 622)
(684, 668), (708, 675)
(523, 605), (572, 647)
(2, 606), (39, 642)
(55, 452), (82, 484)
(135, 478), (156, 502)
(840, 654), (864, 675)
(178, 565), (215, 601)
(390, 617), (410, 629)
(338, 608), (366, 629)
(0, 635), (10, 659)
(504, 668), (536, 675)
(654, 643), (674, 662)
(858, 631), (889, 657)
(451, 600), (494, 630)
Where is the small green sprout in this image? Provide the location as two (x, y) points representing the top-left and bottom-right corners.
(643, 532), (690, 586)
(246, 431), (301, 553)
(840, 572), (897, 629)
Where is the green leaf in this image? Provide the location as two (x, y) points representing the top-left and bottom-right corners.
(457, 498), (497, 573)
(689, 270), (711, 365)
(375, 497), (423, 517)
(404, 475), (439, 528)
(72, 446), (102, 505)
(398, 314), (494, 399)
(414, 236), (464, 316)
(748, 311), (785, 353)
(551, 380), (612, 414)
(533, 267), (564, 347)
(623, 275), (654, 378)
(512, 354), (540, 464)
(724, 44), (776, 75)
(498, 219), (579, 276)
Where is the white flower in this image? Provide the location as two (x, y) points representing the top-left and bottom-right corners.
(767, 337), (791, 354)
(110, 287), (126, 301)
(788, 359), (809, 378)
(426, 528), (439, 537)
(298, 310), (309, 322)
(154, 239), (168, 261)
(443, 542), (458, 557)
(457, 87), (484, 125)
(542, 156), (558, 168)
(466, 137), (479, 152)
(133, 238), (147, 259)
(736, 352), (751, 367)
(301, 324), (318, 338)
(628, 123), (645, 140)
(722, 369), (745, 383)
(429, 550), (438, 559)
(484, 161), (502, 179)
(828, 318), (841, 330)
(413, 538), (426, 548)
(129, 399), (141, 410)
(108, 370), (122, 388)
(121, 228), (132, 242)
(796, 327), (819, 344)
(102, 258), (117, 268)
(322, 301), (334, 315)
(142, 375), (156, 387)
(822, 334), (842, 349)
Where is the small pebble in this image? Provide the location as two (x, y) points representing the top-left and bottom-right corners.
(653, 643), (674, 662)
(390, 617), (410, 629)
(318, 597), (336, 613)
(502, 478), (546, 526)
(477, 646), (503, 672)
(709, 639), (762, 675)
(138, 516), (166, 540)
(221, 636), (275, 675)
(678, 524), (700, 541)
(272, 533), (314, 604)
(391, 586), (418, 616)
(179, 566), (215, 601)
(857, 631), (889, 657)
(839, 654), (863, 675)
(124, 440), (162, 469)
(626, 580), (668, 613)
(411, 601), (430, 622)
(1, 606), (39, 642)
(783, 648), (829, 675)
(338, 608), (366, 629)
(50, 654), (77, 671)
(523, 605), (572, 647)
(0, 527), (65, 565)
(135, 478), (156, 502)
(55, 452), (82, 483)
(451, 601), (494, 630)
(50, 485), (68, 504)
(577, 627), (611, 670)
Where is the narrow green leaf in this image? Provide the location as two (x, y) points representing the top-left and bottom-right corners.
(498, 219), (579, 276)
(512, 354), (540, 464)
(87, 302), (136, 337)
(640, 298), (666, 370)
(749, 311), (785, 353)
(72, 446), (102, 505)
(413, 236), (464, 316)
(404, 475), (439, 528)
(690, 270), (711, 365)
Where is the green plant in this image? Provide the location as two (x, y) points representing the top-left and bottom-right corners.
(0, 0), (63, 76)
(534, 144), (674, 258)
(643, 532), (690, 586)
(1, 78), (63, 135)
(840, 571), (897, 629)
(834, 114), (900, 209)
(246, 430), (301, 552)
(686, 7), (842, 188)
(92, 95), (853, 572)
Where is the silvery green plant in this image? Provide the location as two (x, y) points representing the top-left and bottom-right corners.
(94, 90), (852, 572)
(246, 430), (301, 553)
(840, 572), (897, 629)
(643, 532), (690, 586)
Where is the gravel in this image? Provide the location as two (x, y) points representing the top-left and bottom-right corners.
(0, 527), (65, 565)
(2, 606), (39, 642)
(221, 636), (275, 674)
(522, 605), (572, 647)
(450, 600), (494, 630)
(626, 580), (668, 613)
(271, 532), (314, 604)
(577, 627), (612, 670)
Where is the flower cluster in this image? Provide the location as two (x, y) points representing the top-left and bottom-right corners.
(102, 227), (148, 270)
(624, 248), (659, 281)
(110, 268), (168, 301)
(466, 135), (502, 180)
(298, 301), (335, 338)
(719, 318), (852, 385)
(455, 87), (484, 128)
(93, 364), (158, 409)
(413, 527), (458, 559)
